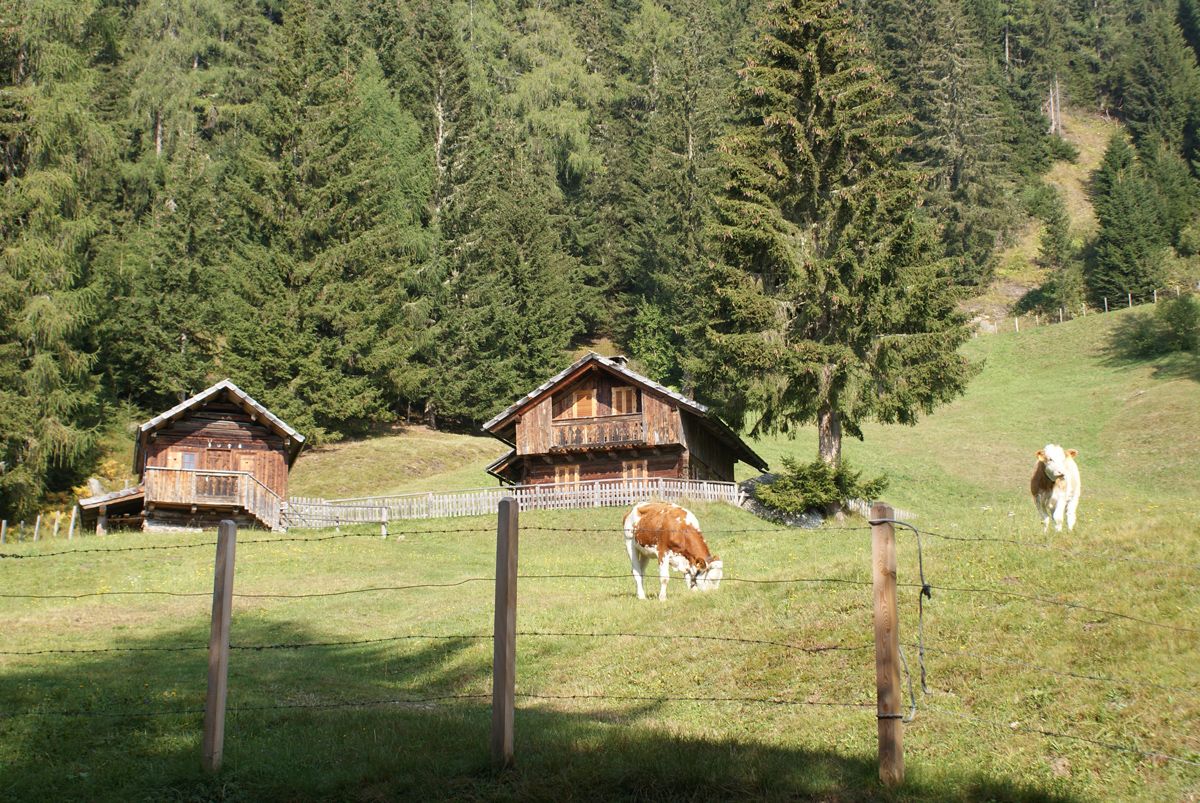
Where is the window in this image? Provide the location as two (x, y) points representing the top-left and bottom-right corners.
(570, 388), (595, 418)
(555, 464), (580, 484)
(612, 386), (636, 415)
(622, 459), (648, 480)
(181, 452), (197, 471)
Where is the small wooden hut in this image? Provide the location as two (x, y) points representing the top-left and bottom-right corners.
(482, 353), (767, 486)
(79, 380), (304, 532)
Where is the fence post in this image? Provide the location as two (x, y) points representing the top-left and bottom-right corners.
(33, 514), (41, 542)
(67, 506), (77, 540)
(1128, 292), (1132, 308)
(1014, 317), (1019, 333)
(1153, 289), (1157, 304)
(52, 511), (61, 539)
(1104, 297), (1109, 312)
(96, 506), (106, 536)
(492, 497), (518, 770)
(1058, 307), (1064, 323)
(871, 502), (904, 787)
(0, 520), (5, 543)
(203, 520), (237, 773)
(380, 506), (388, 539)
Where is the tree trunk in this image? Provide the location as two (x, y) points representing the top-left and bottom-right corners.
(817, 405), (844, 519)
(817, 405), (841, 466)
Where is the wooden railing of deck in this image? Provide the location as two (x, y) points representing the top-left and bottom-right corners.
(144, 467), (284, 531)
(550, 414), (645, 451)
(284, 477), (742, 529)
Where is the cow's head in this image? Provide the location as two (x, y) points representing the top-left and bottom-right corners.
(691, 555), (723, 592)
(1037, 444), (1077, 481)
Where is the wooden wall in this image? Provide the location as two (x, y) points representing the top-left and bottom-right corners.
(679, 413), (736, 482)
(143, 402), (291, 498)
(523, 450), (685, 485)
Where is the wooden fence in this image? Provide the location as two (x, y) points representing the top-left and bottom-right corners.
(284, 477), (743, 529)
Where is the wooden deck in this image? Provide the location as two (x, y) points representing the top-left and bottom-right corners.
(285, 477), (743, 529)
(144, 466), (284, 531)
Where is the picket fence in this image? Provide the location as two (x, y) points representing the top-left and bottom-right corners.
(284, 477), (743, 529)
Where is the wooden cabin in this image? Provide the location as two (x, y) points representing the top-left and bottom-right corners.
(482, 353), (767, 486)
(79, 380), (304, 532)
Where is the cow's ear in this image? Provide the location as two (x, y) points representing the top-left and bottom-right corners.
(1035, 449), (1046, 461)
(1066, 449), (1078, 458)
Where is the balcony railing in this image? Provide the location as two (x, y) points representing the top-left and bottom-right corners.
(144, 466), (284, 531)
(550, 414), (645, 451)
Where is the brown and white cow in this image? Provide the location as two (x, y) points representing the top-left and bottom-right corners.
(623, 502), (723, 600)
(1031, 444), (1082, 533)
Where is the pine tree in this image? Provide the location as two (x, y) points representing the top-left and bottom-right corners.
(1038, 190), (1084, 310)
(1118, 4), (1200, 157)
(0, 0), (110, 517)
(433, 128), (581, 425)
(1087, 133), (1169, 304)
(705, 0), (976, 466)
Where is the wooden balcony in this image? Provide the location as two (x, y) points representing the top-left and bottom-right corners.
(550, 414), (645, 451)
(144, 466), (283, 531)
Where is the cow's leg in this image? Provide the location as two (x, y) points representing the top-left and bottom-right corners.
(625, 537), (647, 600)
(1052, 495), (1066, 532)
(1065, 494), (1079, 532)
(658, 556), (670, 601)
(1035, 495), (1050, 533)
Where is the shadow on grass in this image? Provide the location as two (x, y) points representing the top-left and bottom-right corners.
(1101, 313), (1200, 383)
(0, 616), (1080, 802)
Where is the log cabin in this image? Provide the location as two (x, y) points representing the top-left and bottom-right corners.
(482, 353), (767, 486)
(79, 380), (304, 532)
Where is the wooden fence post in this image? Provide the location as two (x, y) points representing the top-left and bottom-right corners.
(1014, 317), (1019, 333)
(492, 497), (518, 770)
(52, 511), (62, 539)
(380, 506), (388, 539)
(1104, 297), (1109, 312)
(0, 520), (6, 544)
(1059, 307), (1064, 323)
(96, 506), (106, 537)
(871, 502), (904, 787)
(67, 506), (77, 540)
(203, 520), (237, 773)
(1153, 289), (1157, 304)
(33, 514), (41, 542)
(1128, 292), (1133, 308)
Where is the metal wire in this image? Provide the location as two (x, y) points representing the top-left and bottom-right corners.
(923, 704), (1200, 768)
(919, 529), (1200, 572)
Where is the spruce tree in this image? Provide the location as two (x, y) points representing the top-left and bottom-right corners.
(433, 128), (581, 426)
(0, 0), (109, 517)
(705, 0), (975, 466)
(1087, 134), (1169, 304)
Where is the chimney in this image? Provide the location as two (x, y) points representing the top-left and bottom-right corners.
(609, 355), (629, 366)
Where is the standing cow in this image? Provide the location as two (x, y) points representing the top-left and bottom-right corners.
(1031, 444), (1082, 532)
(623, 502), (723, 600)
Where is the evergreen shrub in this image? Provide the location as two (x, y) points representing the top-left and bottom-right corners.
(753, 457), (889, 516)
(1111, 295), (1200, 356)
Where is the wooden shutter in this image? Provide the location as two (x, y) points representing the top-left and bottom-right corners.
(555, 464), (580, 484)
(571, 388), (595, 418)
(612, 386), (636, 415)
(622, 459), (647, 480)
(166, 450), (182, 470)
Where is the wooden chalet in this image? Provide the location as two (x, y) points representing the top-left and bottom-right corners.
(482, 353), (767, 486)
(79, 380), (304, 532)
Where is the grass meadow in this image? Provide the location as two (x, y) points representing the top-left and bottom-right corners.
(1, 307), (1198, 801)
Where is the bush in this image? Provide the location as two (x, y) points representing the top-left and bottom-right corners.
(753, 457), (888, 515)
(1110, 294), (1200, 357)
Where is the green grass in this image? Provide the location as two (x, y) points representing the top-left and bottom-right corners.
(3, 310), (1199, 801)
(288, 426), (507, 499)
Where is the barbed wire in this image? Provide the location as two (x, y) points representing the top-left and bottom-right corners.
(0, 631), (871, 657)
(923, 704), (1200, 768)
(910, 582), (1199, 634)
(0, 527), (496, 560)
(918, 529), (1200, 572)
(516, 692), (874, 708)
(912, 642), (1200, 696)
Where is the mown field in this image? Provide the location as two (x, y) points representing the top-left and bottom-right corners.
(1, 307), (1198, 801)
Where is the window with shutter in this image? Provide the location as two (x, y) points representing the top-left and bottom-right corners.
(571, 388), (595, 418)
(612, 386), (636, 415)
(622, 459), (648, 480)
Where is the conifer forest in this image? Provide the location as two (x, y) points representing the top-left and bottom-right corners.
(3, 0), (1199, 517)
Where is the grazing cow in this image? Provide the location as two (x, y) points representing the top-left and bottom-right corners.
(623, 502), (723, 600)
(1031, 444), (1082, 533)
